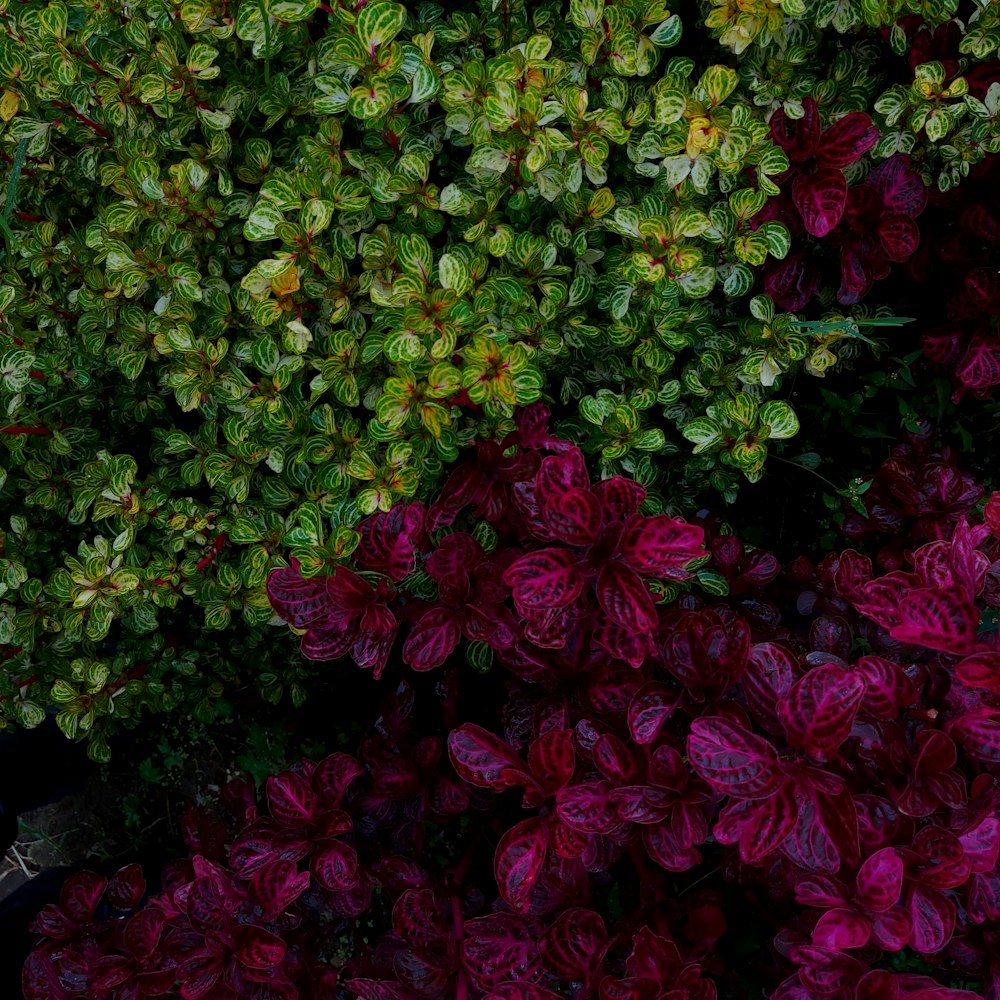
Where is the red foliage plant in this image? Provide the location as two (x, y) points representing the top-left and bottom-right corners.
(25, 410), (1000, 1000)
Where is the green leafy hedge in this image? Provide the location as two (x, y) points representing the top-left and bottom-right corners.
(1, 0), (997, 754)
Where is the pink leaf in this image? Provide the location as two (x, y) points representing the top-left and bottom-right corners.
(812, 908), (871, 950)
(267, 771), (318, 827)
(595, 561), (658, 632)
(542, 486), (603, 545)
(495, 817), (550, 911)
(503, 548), (584, 611)
(447, 723), (532, 791)
(856, 848), (903, 912)
(777, 665), (865, 757)
(628, 682), (678, 745)
(793, 169), (848, 238)
(687, 717), (784, 797)
(311, 839), (360, 891)
(816, 112), (879, 169)
(402, 607), (462, 671)
(618, 515), (704, 579)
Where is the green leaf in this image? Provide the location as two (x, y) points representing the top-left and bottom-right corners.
(438, 253), (470, 294)
(356, 2), (406, 52)
(698, 65), (738, 107)
(244, 202), (285, 241)
(649, 15), (682, 47)
(300, 199), (334, 236)
(682, 417), (723, 453)
(759, 400), (800, 440)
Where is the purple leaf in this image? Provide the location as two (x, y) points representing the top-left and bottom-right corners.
(503, 548), (584, 611)
(495, 817), (550, 912)
(777, 665), (865, 757)
(793, 169), (848, 238)
(687, 717), (784, 797)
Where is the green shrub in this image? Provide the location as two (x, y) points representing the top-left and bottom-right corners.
(2, 0), (998, 753)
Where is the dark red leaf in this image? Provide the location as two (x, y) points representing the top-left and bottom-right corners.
(542, 486), (603, 545)
(59, 871), (108, 922)
(403, 607), (462, 671)
(618, 515), (704, 579)
(495, 817), (549, 911)
(687, 717), (784, 797)
(106, 863), (146, 910)
(628, 682), (678, 745)
(770, 99), (821, 160)
(251, 859), (311, 916)
(447, 723), (532, 791)
(812, 908), (871, 950)
(356, 503), (425, 581)
(777, 665), (865, 757)
(462, 912), (542, 988)
(312, 753), (365, 807)
(503, 548), (584, 611)
(543, 907), (608, 980)
(233, 923), (288, 969)
(908, 886), (956, 954)
(856, 847), (903, 912)
(527, 729), (576, 792)
(793, 169), (848, 238)
(267, 771), (318, 827)
(596, 561), (658, 633)
(311, 838), (360, 891)
(816, 112), (879, 168)
(890, 588), (978, 654)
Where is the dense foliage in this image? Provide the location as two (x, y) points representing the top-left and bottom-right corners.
(2, 0), (1000, 752)
(26, 430), (1000, 998)
(5, 0), (1000, 994)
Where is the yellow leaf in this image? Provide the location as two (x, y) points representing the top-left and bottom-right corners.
(270, 265), (300, 297)
(0, 90), (20, 121)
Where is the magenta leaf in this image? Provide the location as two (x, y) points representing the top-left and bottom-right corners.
(495, 817), (550, 911)
(462, 912), (542, 988)
(542, 486), (603, 545)
(618, 515), (705, 579)
(311, 839), (360, 891)
(267, 771), (318, 828)
(595, 561), (658, 632)
(812, 908), (871, 950)
(878, 216), (920, 261)
(535, 450), (590, 506)
(816, 112), (879, 168)
(266, 563), (334, 628)
(908, 886), (956, 954)
(628, 682), (678, 745)
(503, 548), (584, 611)
(854, 656), (917, 718)
(233, 923), (287, 970)
(793, 169), (848, 238)
(592, 477), (647, 521)
(402, 607), (462, 671)
(687, 717), (784, 797)
(777, 665), (865, 757)
(447, 723), (532, 791)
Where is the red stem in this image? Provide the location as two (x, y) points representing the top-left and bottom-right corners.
(1, 425), (51, 435)
(51, 101), (112, 140)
